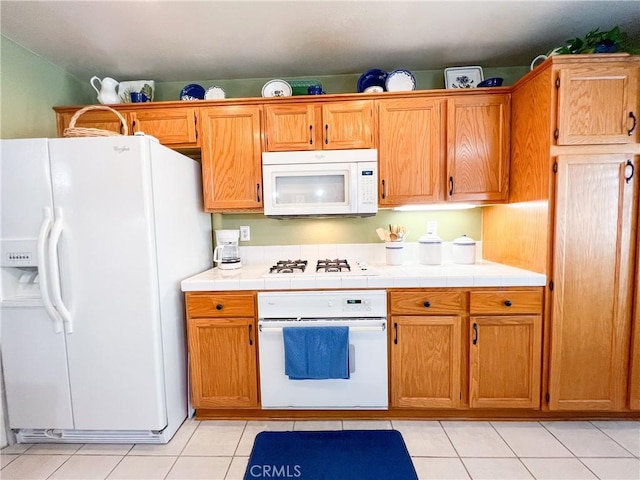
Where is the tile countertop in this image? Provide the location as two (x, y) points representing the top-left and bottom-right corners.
(181, 261), (547, 292)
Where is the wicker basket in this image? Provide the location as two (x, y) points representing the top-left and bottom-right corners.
(63, 105), (129, 137)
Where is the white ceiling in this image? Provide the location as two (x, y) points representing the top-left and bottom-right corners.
(2, 1), (640, 82)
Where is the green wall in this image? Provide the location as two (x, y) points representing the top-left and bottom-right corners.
(218, 209), (482, 246)
(0, 35), (94, 139)
(154, 66), (527, 101)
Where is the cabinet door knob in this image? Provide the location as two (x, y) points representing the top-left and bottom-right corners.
(381, 179), (386, 199)
(216, 304), (223, 310)
(248, 324), (254, 346)
(449, 176), (454, 196)
(393, 322), (398, 345)
(504, 300), (512, 307)
(625, 159), (635, 184)
(309, 125), (313, 145)
(423, 301), (431, 308)
(472, 323), (478, 345)
(324, 124), (329, 144)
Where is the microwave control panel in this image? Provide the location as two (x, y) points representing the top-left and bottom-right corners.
(358, 162), (378, 211)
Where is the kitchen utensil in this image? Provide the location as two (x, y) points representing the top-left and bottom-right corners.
(119, 80), (155, 102)
(452, 234), (476, 264)
(205, 86), (226, 99)
(477, 77), (504, 87)
(262, 79), (292, 98)
(89, 76), (121, 104)
(385, 69), (416, 91)
(357, 69), (388, 93)
(418, 233), (442, 265)
(376, 227), (388, 241)
(180, 83), (205, 100)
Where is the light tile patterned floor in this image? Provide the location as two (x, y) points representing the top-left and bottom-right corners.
(1, 419), (638, 479)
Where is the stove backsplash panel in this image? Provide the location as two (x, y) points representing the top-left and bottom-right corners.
(240, 242), (483, 266)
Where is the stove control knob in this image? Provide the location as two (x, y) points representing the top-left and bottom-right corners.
(328, 301), (333, 307)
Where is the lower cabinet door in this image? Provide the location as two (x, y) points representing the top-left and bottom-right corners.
(187, 317), (258, 409)
(391, 316), (461, 408)
(469, 315), (542, 409)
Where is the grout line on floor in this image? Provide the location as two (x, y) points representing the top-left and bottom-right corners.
(589, 420), (639, 458)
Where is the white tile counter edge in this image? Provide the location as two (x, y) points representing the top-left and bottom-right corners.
(181, 261), (547, 292)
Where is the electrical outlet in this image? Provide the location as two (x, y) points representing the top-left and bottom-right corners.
(426, 221), (438, 235)
(240, 226), (250, 241)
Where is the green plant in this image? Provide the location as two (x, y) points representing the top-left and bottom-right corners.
(551, 26), (638, 55)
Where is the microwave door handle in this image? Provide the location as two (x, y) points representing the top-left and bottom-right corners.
(350, 164), (358, 212)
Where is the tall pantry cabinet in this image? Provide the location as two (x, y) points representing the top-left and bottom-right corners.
(482, 54), (640, 411)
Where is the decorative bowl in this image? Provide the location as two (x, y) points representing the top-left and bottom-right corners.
(477, 77), (504, 88)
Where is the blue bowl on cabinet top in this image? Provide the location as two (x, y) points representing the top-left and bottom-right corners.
(477, 77), (504, 87)
(357, 69), (388, 93)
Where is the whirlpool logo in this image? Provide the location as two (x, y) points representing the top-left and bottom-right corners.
(249, 464), (302, 478)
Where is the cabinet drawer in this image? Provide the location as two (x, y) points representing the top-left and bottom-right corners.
(470, 290), (542, 315)
(187, 293), (255, 318)
(389, 290), (465, 315)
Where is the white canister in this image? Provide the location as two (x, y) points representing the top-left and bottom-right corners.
(418, 234), (442, 265)
(385, 242), (404, 265)
(452, 235), (476, 264)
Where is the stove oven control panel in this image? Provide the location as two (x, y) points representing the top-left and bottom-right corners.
(343, 297), (372, 312)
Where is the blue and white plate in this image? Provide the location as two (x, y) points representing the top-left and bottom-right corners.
(180, 84), (205, 101)
(357, 69), (388, 93)
(385, 69), (416, 92)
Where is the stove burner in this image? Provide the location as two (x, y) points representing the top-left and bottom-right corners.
(269, 259), (308, 274)
(316, 258), (351, 273)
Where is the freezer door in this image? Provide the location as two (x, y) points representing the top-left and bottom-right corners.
(0, 139), (54, 267)
(2, 306), (74, 429)
(48, 137), (167, 430)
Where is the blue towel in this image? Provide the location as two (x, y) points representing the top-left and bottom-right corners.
(283, 326), (349, 380)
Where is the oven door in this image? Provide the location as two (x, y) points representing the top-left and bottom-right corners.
(257, 318), (388, 409)
(262, 162), (357, 216)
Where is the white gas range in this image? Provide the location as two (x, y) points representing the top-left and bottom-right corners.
(262, 258), (379, 277)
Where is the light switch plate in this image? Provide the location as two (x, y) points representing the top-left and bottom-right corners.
(240, 226), (250, 241)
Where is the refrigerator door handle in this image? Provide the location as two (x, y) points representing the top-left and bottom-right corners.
(37, 207), (64, 333)
(49, 207), (73, 333)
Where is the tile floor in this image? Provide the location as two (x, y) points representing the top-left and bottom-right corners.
(1, 419), (638, 479)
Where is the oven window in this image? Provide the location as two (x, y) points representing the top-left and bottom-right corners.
(275, 174), (346, 205)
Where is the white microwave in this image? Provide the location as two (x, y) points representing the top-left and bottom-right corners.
(261, 149), (378, 217)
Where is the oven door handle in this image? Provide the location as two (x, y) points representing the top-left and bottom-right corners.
(258, 322), (386, 333)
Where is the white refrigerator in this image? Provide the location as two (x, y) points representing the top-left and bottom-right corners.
(0, 136), (212, 443)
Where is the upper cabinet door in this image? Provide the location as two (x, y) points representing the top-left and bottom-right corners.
(129, 107), (198, 146)
(377, 98), (442, 206)
(556, 64), (639, 145)
(199, 106), (263, 212)
(263, 104), (316, 151)
(263, 100), (373, 152)
(446, 94), (510, 203)
(321, 100), (374, 150)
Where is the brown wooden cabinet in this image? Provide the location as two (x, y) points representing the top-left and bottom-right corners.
(377, 98), (443, 206)
(55, 105), (199, 147)
(263, 100), (374, 151)
(469, 290), (543, 409)
(630, 221), (640, 410)
(185, 292), (258, 409)
(555, 61), (639, 145)
(390, 290), (464, 409)
(548, 153), (638, 411)
(482, 54), (640, 413)
(446, 94), (510, 203)
(199, 105), (263, 212)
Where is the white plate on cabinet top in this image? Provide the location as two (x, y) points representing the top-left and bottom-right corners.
(205, 86), (226, 99)
(261, 79), (292, 98)
(385, 69), (416, 91)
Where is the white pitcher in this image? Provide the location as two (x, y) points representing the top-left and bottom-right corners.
(90, 76), (121, 104)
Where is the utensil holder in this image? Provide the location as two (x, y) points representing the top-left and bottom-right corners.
(385, 242), (404, 266)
